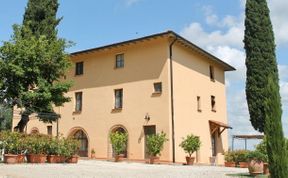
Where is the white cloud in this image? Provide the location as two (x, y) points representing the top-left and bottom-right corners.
(180, 22), (243, 49)
(180, 0), (288, 148)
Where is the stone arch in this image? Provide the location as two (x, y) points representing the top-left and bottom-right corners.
(67, 127), (89, 157)
(108, 125), (129, 159)
(30, 127), (39, 134)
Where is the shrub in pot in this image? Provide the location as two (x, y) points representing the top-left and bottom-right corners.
(47, 138), (62, 163)
(247, 151), (266, 176)
(91, 148), (96, 159)
(255, 137), (269, 174)
(179, 134), (201, 165)
(65, 138), (80, 163)
(235, 150), (250, 168)
(109, 131), (128, 162)
(224, 151), (236, 167)
(0, 131), (21, 164)
(26, 134), (49, 163)
(146, 132), (168, 164)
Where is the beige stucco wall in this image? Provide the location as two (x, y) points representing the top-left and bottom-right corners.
(172, 43), (228, 165)
(12, 36), (230, 165)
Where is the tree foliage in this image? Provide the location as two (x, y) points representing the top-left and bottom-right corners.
(23, 0), (60, 40)
(0, 25), (72, 126)
(244, 0), (288, 177)
(244, 0), (277, 133)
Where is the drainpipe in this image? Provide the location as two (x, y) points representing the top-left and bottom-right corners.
(169, 36), (177, 163)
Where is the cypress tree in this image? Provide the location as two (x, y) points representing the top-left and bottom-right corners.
(23, 0), (60, 40)
(244, 0), (288, 176)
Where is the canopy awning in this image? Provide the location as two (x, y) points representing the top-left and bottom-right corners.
(209, 120), (232, 136)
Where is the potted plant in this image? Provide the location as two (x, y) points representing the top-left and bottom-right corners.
(26, 134), (49, 163)
(255, 137), (269, 175)
(47, 138), (61, 163)
(109, 131), (128, 162)
(91, 148), (96, 159)
(247, 150), (266, 176)
(65, 138), (80, 163)
(179, 134), (201, 165)
(224, 151), (236, 167)
(146, 132), (168, 164)
(17, 134), (27, 163)
(235, 150), (249, 168)
(0, 131), (20, 164)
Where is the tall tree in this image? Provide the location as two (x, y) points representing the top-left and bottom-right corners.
(23, 0), (60, 40)
(244, 0), (288, 177)
(0, 0), (72, 133)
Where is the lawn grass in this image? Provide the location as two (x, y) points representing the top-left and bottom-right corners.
(226, 173), (268, 178)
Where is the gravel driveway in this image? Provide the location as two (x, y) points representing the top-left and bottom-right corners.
(0, 160), (248, 178)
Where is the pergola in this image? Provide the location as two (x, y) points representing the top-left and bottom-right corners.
(232, 134), (264, 150)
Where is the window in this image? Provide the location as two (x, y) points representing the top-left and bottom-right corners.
(75, 62), (84, 75)
(47, 126), (52, 136)
(211, 95), (216, 112)
(114, 89), (123, 109)
(153, 82), (162, 93)
(197, 96), (201, 112)
(115, 54), (124, 68)
(209, 65), (215, 81)
(75, 92), (83, 112)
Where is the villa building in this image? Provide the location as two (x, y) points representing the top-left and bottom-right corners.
(12, 31), (235, 165)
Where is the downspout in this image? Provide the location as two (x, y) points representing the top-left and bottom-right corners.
(169, 36), (177, 163)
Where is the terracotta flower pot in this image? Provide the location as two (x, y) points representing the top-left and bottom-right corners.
(114, 154), (125, 162)
(224, 162), (236, 167)
(58, 156), (66, 163)
(248, 159), (264, 176)
(66, 155), (79, 164)
(263, 163), (270, 175)
(17, 154), (25, 163)
(26, 154), (47, 163)
(47, 155), (58, 163)
(4, 154), (18, 164)
(149, 156), (160, 164)
(185, 156), (195, 165)
(239, 162), (249, 168)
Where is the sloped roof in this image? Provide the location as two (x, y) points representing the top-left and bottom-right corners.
(71, 31), (236, 71)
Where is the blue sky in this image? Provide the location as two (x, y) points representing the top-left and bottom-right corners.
(1, 0), (287, 150)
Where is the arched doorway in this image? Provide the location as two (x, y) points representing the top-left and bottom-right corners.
(30, 127), (39, 134)
(109, 126), (128, 158)
(71, 129), (88, 157)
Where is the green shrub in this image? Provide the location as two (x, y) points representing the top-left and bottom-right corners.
(179, 134), (201, 157)
(234, 150), (250, 163)
(0, 131), (21, 154)
(146, 132), (168, 157)
(224, 151), (236, 162)
(25, 134), (49, 154)
(64, 137), (80, 157)
(247, 150), (267, 162)
(110, 131), (128, 155)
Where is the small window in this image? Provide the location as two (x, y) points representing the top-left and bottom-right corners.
(209, 65), (215, 81)
(114, 89), (123, 109)
(154, 82), (162, 93)
(211, 95), (216, 112)
(197, 96), (201, 112)
(75, 62), (84, 75)
(47, 126), (52, 136)
(115, 54), (124, 68)
(75, 92), (83, 112)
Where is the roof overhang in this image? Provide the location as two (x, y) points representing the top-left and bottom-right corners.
(209, 120), (232, 136)
(70, 31), (236, 71)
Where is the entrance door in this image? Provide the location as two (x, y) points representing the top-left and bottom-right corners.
(73, 130), (88, 157)
(144, 125), (156, 159)
(211, 132), (217, 156)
